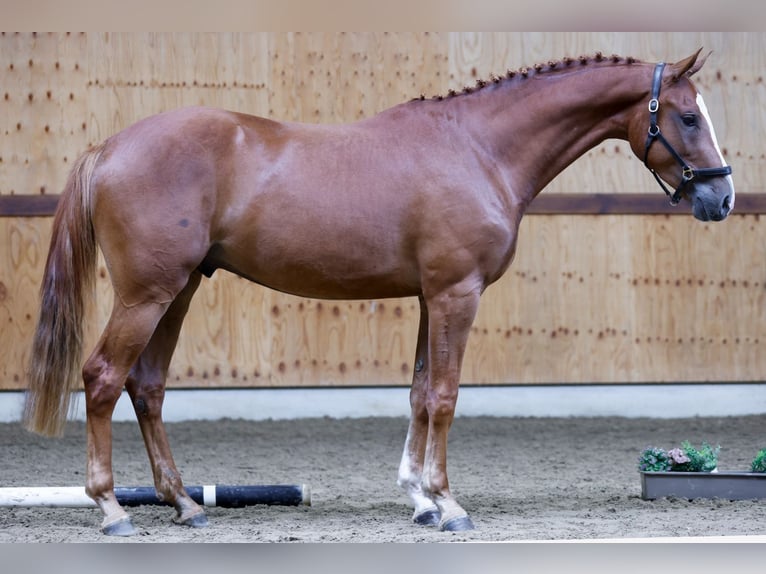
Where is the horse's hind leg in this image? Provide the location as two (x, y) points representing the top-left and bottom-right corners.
(82, 299), (173, 536)
(124, 270), (206, 529)
(397, 296), (441, 526)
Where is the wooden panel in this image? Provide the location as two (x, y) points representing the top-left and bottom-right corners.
(466, 214), (766, 384)
(0, 218), (109, 389)
(0, 217), (47, 388)
(3, 214), (764, 389)
(84, 33), (272, 143)
(0, 32), (89, 198)
(1, 33), (765, 391)
(169, 280), (417, 387)
(267, 32), (449, 123)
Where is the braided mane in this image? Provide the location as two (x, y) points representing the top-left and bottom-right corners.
(413, 52), (641, 102)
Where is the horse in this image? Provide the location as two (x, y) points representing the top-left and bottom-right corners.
(23, 49), (734, 536)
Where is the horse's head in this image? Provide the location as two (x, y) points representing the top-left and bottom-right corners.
(630, 49), (735, 221)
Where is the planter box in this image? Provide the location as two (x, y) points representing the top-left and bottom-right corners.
(640, 471), (766, 501)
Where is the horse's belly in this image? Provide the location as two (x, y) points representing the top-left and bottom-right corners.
(209, 225), (421, 300)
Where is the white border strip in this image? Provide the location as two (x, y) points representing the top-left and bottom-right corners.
(521, 534), (766, 543)
(1, 384), (765, 422)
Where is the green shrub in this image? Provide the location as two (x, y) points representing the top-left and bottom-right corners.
(751, 449), (766, 473)
(670, 441), (719, 472)
(637, 447), (671, 472)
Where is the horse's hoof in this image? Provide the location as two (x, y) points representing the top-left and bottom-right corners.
(174, 512), (209, 528)
(102, 516), (137, 537)
(186, 512), (209, 528)
(413, 509), (441, 526)
(440, 515), (475, 532)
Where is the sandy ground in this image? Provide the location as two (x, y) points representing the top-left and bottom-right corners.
(1, 414), (765, 542)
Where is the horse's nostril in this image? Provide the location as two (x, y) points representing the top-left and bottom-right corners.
(722, 194), (732, 213)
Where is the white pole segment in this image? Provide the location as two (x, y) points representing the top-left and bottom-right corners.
(0, 486), (96, 507)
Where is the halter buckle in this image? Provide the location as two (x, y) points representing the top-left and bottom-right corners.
(682, 166), (694, 182)
(648, 98), (659, 113)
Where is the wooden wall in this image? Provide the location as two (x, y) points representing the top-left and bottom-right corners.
(1, 32), (765, 390)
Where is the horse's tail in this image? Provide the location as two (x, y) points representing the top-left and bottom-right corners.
(23, 143), (104, 437)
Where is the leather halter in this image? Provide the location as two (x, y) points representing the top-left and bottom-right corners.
(643, 62), (732, 206)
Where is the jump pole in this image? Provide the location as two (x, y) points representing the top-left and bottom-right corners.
(0, 484), (311, 508)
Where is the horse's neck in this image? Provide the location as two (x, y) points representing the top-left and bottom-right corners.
(460, 63), (653, 198)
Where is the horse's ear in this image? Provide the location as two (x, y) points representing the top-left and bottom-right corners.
(668, 48), (709, 82)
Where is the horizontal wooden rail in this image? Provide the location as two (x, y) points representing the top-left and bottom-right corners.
(2, 193), (765, 217)
(526, 193), (766, 215)
(0, 195), (61, 217)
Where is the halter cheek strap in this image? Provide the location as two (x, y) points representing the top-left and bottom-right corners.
(642, 62), (732, 206)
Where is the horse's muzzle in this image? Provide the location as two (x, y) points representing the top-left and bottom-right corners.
(691, 185), (734, 222)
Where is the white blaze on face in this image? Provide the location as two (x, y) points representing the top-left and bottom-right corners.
(696, 92), (735, 209)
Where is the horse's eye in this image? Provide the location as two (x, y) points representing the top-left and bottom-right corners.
(682, 114), (698, 127)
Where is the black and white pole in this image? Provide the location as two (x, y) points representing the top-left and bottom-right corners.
(0, 484), (310, 508)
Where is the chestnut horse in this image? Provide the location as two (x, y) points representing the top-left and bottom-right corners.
(23, 49), (734, 536)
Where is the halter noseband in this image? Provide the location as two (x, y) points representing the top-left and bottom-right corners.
(643, 62), (732, 206)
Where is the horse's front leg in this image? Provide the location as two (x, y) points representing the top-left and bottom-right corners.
(422, 282), (481, 531)
(397, 297), (441, 526)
